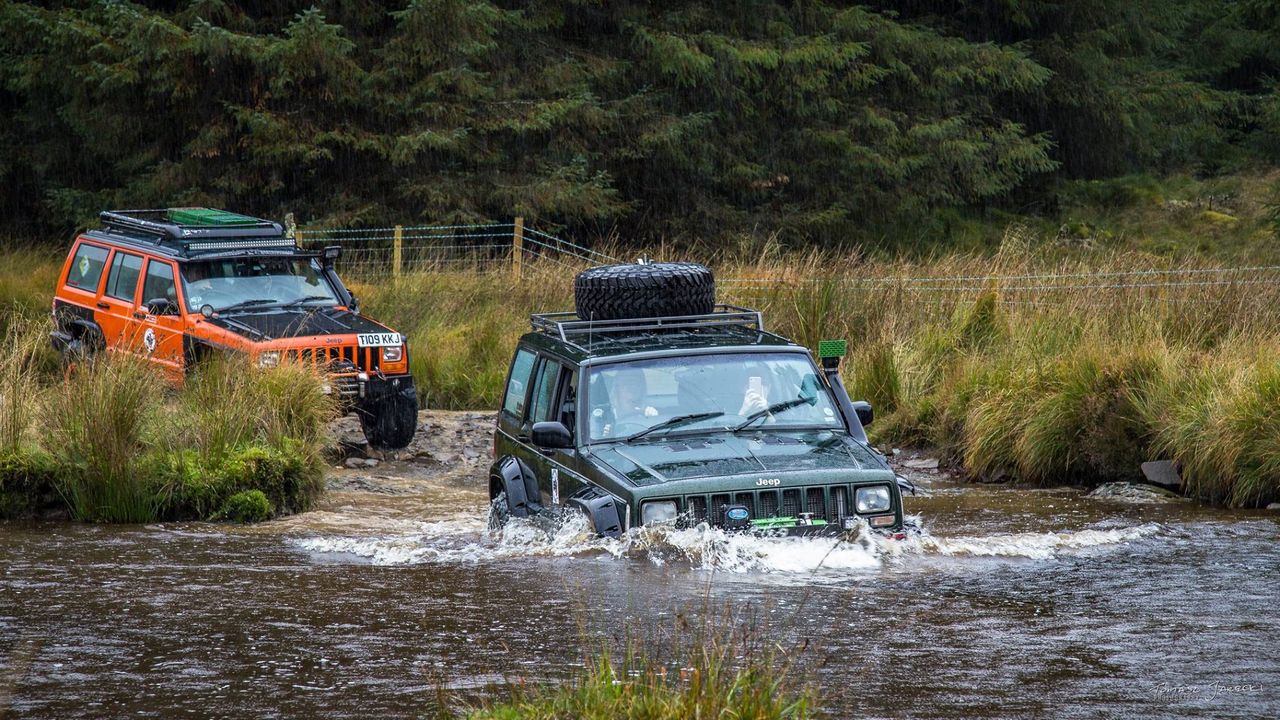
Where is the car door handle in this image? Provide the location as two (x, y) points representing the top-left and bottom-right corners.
(133, 311), (146, 319)
(96, 302), (110, 310)
(516, 435), (530, 443)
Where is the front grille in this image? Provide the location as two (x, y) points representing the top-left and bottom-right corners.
(285, 345), (374, 372)
(831, 486), (849, 523)
(781, 489), (801, 517)
(678, 484), (856, 528)
(687, 496), (708, 522)
(806, 488), (826, 519)
(759, 490), (779, 517)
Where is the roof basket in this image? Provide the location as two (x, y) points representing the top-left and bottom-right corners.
(530, 305), (765, 345)
(99, 208), (288, 248)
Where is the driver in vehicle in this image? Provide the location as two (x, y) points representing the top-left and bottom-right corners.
(601, 371), (659, 437)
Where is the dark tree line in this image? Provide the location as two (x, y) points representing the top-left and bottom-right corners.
(2, 1), (1277, 244)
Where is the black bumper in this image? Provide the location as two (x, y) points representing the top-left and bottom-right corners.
(356, 374), (415, 409)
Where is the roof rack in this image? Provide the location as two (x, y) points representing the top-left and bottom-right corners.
(98, 208), (291, 252)
(530, 305), (765, 347)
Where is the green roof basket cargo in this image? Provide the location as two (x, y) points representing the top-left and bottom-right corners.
(98, 208), (290, 253)
(818, 340), (847, 359)
(166, 207), (263, 227)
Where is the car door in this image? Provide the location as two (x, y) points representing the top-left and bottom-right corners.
(522, 357), (589, 510)
(98, 249), (145, 356)
(137, 258), (185, 380)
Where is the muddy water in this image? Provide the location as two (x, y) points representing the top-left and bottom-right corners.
(2, 439), (1279, 718)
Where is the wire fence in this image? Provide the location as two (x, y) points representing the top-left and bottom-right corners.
(297, 219), (1279, 306)
(297, 220), (621, 278)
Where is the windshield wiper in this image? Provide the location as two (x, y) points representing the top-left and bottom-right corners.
(623, 411), (724, 443)
(279, 294), (333, 309)
(216, 298), (278, 314)
(733, 397), (814, 432)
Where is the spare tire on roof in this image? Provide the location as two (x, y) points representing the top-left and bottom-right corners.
(574, 262), (716, 321)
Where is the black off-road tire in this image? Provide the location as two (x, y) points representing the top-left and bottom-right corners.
(488, 491), (511, 532)
(574, 262), (715, 321)
(359, 391), (419, 449)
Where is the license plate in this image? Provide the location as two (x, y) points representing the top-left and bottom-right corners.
(357, 332), (401, 347)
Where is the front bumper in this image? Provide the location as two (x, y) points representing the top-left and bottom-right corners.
(326, 372), (415, 409)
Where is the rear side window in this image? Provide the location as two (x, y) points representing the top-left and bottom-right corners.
(529, 359), (563, 423)
(65, 243), (109, 292)
(105, 252), (144, 302)
(503, 349), (536, 416)
(141, 260), (178, 308)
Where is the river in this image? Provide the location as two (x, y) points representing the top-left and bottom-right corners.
(2, 442), (1277, 719)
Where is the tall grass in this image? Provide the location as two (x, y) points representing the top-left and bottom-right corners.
(352, 248), (1280, 507)
(45, 351), (164, 522)
(0, 320), (336, 522)
(466, 611), (813, 720)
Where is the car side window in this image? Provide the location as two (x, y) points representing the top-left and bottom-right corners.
(141, 260), (179, 313)
(104, 251), (144, 302)
(529, 358), (563, 424)
(503, 349), (536, 417)
(65, 243), (109, 292)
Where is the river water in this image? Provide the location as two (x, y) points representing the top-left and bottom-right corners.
(2, 469), (1277, 719)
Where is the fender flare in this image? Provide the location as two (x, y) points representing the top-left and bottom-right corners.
(568, 485), (624, 539)
(69, 319), (105, 352)
(489, 455), (539, 518)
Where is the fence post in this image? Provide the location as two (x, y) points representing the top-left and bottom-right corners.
(393, 224), (403, 279)
(512, 216), (525, 280)
(295, 229), (303, 247)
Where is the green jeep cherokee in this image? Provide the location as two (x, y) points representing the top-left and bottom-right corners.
(488, 263), (907, 538)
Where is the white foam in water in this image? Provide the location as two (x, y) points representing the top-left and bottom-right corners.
(883, 521), (1164, 561)
(292, 507), (1164, 571)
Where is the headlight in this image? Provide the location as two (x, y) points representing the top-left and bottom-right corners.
(382, 345), (403, 363)
(855, 486), (891, 514)
(641, 500), (678, 525)
(257, 351), (280, 368)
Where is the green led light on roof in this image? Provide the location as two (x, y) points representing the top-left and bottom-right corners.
(166, 207), (261, 227)
(818, 339), (847, 359)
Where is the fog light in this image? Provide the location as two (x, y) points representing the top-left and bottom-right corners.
(723, 504), (750, 529)
(855, 486), (891, 514)
(257, 351), (280, 368)
(641, 500), (677, 525)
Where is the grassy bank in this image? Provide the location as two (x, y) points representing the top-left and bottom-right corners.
(0, 319), (335, 522)
(464, 612), (812, 720)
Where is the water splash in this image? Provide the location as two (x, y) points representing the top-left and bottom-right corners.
(883, 520), (1164, 561)
(292, 508), (1164, 571)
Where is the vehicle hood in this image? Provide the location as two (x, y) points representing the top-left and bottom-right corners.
(208, 308), (394, 341)
(586, 430), (885, 487)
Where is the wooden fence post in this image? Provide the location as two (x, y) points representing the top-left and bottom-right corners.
(512, 216), (525, 280)
(393, 224), (403, 279)
(294, 229), (304, 247)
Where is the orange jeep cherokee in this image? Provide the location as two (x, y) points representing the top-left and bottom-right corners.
(50, 208), (418, 449)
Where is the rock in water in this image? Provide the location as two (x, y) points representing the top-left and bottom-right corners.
(1089, 482), (1185, 504)
(1140, 460), (1181, 489)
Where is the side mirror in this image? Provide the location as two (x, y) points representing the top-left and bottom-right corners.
(347, 293), (359, 314)
(852, 400), (873, 427)
(531, 421), (573, 450)
(146, 297), (178, 316)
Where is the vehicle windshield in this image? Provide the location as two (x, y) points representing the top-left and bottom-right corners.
(585, 352), (840, 442)
(180, 257), (339, 312)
